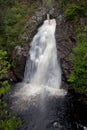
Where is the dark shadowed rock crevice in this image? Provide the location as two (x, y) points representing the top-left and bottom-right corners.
(11, 45), (29, 81)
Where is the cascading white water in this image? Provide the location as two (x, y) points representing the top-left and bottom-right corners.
(11, 17), (77, 130)
(12, 18), (67, 111)
(24, 19), (61, 89)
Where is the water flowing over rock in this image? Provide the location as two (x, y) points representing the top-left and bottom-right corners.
(11, 19), (66, 109)
(11, 5), (75, 84)
(24, 19), (61, 89)
(9, 18), (77, 130)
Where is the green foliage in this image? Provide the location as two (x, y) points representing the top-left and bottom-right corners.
(0, 81), (10, 97)
(68, 25), (87, 96)
(0, 48), (21, 130)
(0, 50), (10, 79)
(0, 1), (38, 129)
(0, 0), (38, 128)
(0, 97), (22, 130)
(0, 50), (10, 97)
(42, 0), (54, 9)
(0, 117), (21, 130)
(0, 101), (21, 130)
(0, 1), (36, 51)
(58, 0), (69, 8)
(64, 4), (84, 21)
(1, 7), (24, 50)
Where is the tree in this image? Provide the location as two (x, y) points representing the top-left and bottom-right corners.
(68, 25), (87, 96)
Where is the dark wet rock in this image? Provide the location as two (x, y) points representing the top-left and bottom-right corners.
(79, 17), (87, 27)
(12, 45), (29, 81)
(22, 7), (47, 42)
(53, 121), (63, 129)
(55, 13), (75, 87)
(22, 7), (56, 42)
(10, 94), (77, 130)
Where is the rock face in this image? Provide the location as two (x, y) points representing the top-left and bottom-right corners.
(55, 13), (75, 88)
(12, 45), (29, 81)
(11, 3), (75, 84)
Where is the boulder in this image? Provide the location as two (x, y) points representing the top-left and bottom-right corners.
(12, 45), (29, 81)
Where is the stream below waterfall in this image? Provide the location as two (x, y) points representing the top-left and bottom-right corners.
(10, 18), (87, 130)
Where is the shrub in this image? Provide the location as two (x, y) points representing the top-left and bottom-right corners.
(0, 81), (10, 97)
(64, 4), (84, 21)
(0, 1), (38, 129)
(57, 0), (69, 8)
(0, 49), (22, 130)
(42, 0), (54, 9)
(0, 50), (10, 79)
(68, 25), (87, 96)
(0, 1), (36, 51)
(0, 116), (21, 130)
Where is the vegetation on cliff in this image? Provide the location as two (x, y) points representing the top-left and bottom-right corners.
(0, 50), (22, 129)
(59, 0), (87, 102)
(0, 0), (37, 129)
(68, 26), (87, 99)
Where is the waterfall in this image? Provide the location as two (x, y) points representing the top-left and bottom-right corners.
(11, 18), (78, 130)
(24, 19), (61, 89)
(12, 18), (66, 111)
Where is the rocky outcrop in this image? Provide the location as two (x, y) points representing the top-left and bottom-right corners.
(22, 7), (55, 42)
(55, 14), (75, 88)
(12, 45), (29, 81)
